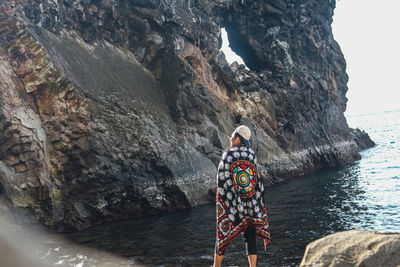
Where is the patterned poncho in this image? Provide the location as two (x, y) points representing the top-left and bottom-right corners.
(215, 144), (271, 255)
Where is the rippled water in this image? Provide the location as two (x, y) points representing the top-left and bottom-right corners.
(23, 109), (400, 266)
(344, 109), (400, 232)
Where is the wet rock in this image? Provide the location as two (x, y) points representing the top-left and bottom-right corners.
(300, 230), (400, 267)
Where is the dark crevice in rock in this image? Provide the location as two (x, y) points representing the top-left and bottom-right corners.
(0, 183), (4, 195)
(161, 184), (191, 211)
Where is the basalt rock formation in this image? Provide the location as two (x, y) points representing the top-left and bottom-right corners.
(0, 0), (374, 230)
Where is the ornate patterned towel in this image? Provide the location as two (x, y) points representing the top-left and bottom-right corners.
(215, 144), (271, 255)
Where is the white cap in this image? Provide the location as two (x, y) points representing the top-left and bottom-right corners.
(232, 125), (251, 143)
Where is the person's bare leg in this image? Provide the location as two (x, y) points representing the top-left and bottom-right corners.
(213, 253), (223, 267)
(248, 254), (257, 267)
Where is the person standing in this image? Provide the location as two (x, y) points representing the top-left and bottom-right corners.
(214, 125), (271, 267)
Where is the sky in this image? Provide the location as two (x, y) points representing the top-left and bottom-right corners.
(332, 0), (400, 116)
(221, 0), (400, 116)
(220, 28), (246, 66)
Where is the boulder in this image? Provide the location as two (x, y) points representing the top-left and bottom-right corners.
(300, 230), (400, 267)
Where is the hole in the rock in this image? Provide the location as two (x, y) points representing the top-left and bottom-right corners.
(219, 23), (264, 71)
(220, 27), (248, 69)
(234, 115), (242, 124)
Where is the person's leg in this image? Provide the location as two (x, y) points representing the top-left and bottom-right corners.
(243, 226), (257, 267)
(248, 254), (257, 267)
(213, 253), (224, 267)
(214, 240), (225, 267)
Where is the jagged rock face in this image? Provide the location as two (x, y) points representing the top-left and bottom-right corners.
(0, 0), (374, 231)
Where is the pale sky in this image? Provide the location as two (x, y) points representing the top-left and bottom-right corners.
(220, 28), (246, 66)
(332, 0), (400, 115)
(221, 1), (400, 116)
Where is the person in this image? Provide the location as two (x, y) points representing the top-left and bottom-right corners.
(213, 125), (271, 267)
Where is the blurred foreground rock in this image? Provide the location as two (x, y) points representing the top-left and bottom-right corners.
(300, 230), (400, 267)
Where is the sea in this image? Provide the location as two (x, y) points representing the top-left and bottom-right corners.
(3, 109), (400, 267)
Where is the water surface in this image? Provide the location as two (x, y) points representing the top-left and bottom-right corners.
(18, 109), (400, 266)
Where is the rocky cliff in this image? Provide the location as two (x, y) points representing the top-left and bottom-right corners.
(0, 0), (374, 231)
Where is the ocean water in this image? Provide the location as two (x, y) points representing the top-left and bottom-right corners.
(344, 109), (400, 232)
(8, 109), (399, 266)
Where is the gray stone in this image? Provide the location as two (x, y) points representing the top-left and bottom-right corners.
(300, 230), (400, 267)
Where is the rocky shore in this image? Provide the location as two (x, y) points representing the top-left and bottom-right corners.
(0, 0), (374, 231)
(300, 230), (400, 267)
